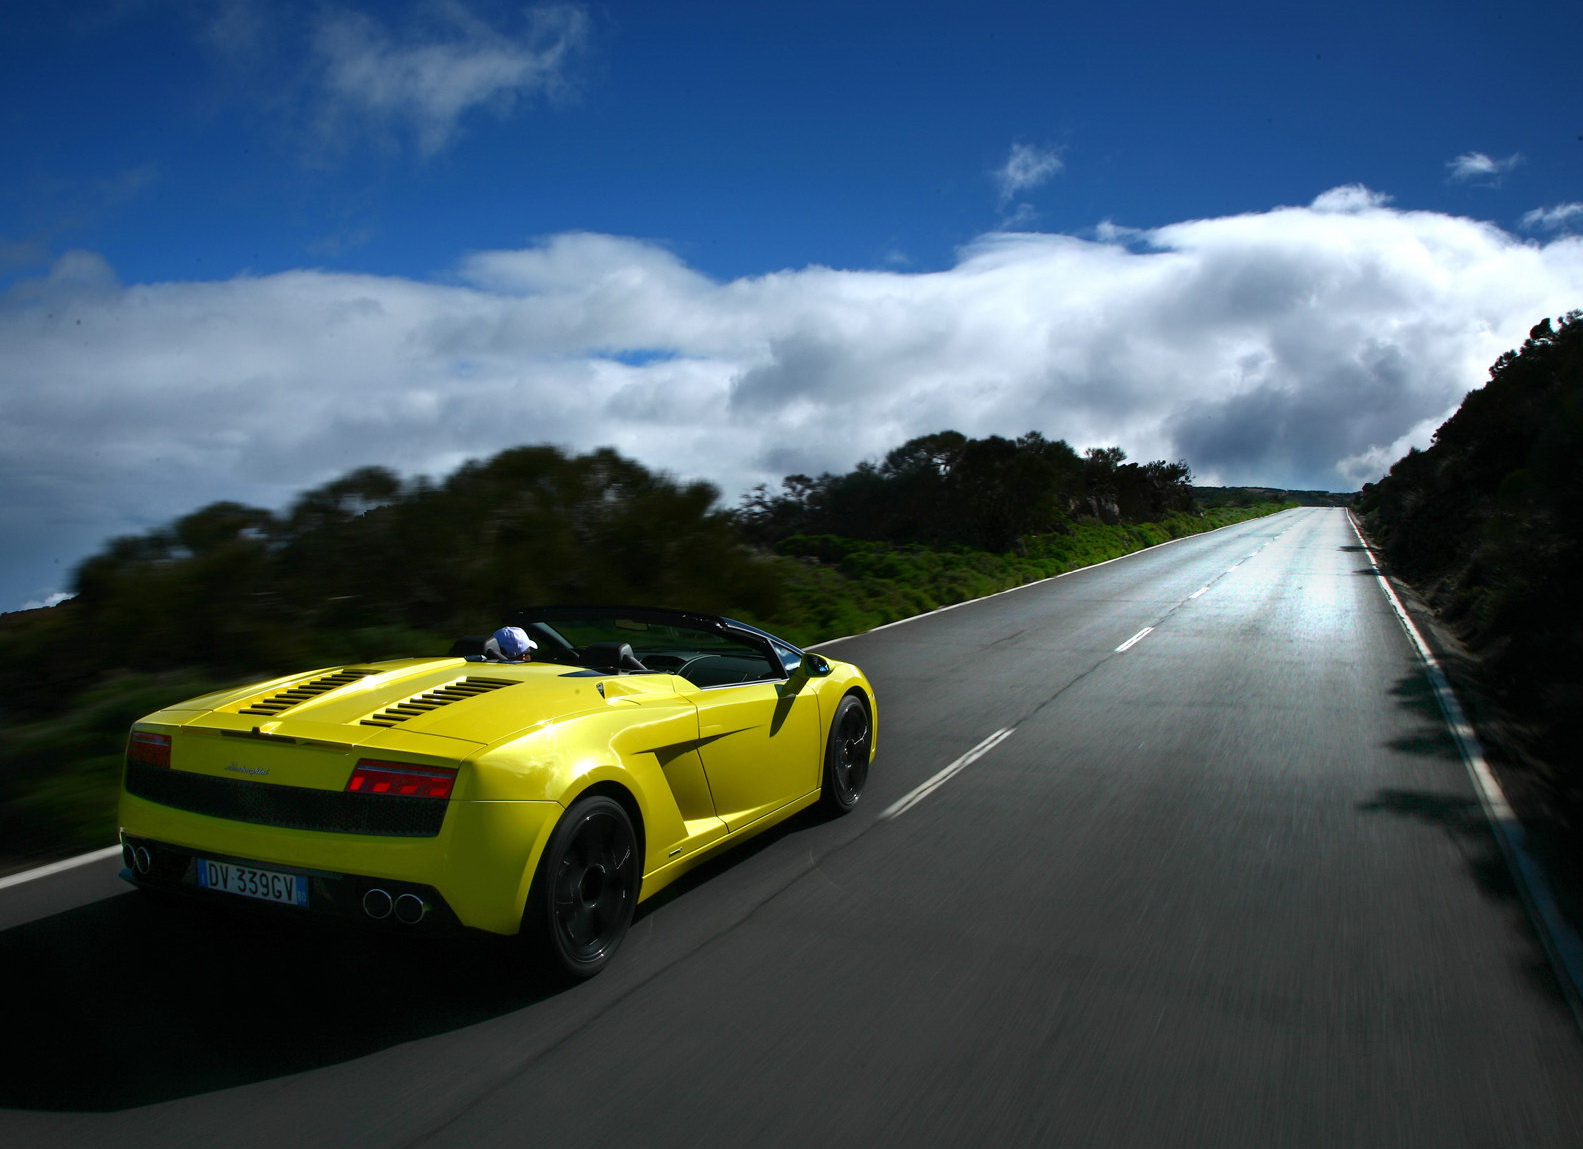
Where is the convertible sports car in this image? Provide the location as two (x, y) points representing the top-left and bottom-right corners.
(118, 606), (876, 978)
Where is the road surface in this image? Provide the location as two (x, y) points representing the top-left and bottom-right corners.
(3, 507), (1580, 1147)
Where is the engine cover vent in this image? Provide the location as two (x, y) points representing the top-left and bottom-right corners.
(239, 669), (376, 716)
(360, 678), (517, 727)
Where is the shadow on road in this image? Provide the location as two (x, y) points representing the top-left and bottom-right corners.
(1383, 672), (1460, 760)
(1360, 671), (1573, 1015)
(1368, 672), (1512, 901)
(0, 890), (548, 1112)
(1355, 787), (1572, 1011)
(1356, 789), (1517, 902)
(0, 804), (827, 1114)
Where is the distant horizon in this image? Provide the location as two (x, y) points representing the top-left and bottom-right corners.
(3, 1), (1580, 611)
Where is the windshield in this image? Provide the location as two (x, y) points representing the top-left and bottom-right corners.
(504, 607), (787, 687)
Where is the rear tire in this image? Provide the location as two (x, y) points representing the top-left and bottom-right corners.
(523, 795), (639, 980)
(818, 695), (871, 815)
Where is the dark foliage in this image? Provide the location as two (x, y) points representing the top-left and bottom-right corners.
(1354, 311), (1583, 773)
(734, 430), (1194, 551)
(1193, 486), (1353, 508)
(1, 445), (781, 723)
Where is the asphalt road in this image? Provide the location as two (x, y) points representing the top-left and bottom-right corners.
(4, 507), (1581, 1147)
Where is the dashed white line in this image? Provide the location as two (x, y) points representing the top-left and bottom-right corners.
(1189, 587), (1209, 599)
(1115, 627), (1154, 652)
(881, 728), (1015, 820)
(810, 510), (1298, 650)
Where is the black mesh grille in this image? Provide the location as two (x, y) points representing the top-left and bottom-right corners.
(124, 761), (448, 837)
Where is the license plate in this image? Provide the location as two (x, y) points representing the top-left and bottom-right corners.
(196, 858), (308, 907)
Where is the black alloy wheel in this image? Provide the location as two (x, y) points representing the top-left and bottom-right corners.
(527, 795), (639, 979)
(818, 695), (871, 815)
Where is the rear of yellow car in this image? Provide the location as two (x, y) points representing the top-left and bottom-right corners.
(118, 661), (586, 937)
(118, 624), (878, 979)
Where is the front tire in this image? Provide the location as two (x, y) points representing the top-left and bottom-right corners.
(524, 795), (639, 980)
(818, 694), (871, 815)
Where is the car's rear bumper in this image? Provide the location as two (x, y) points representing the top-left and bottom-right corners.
(119, 833), (469, 931)
(118, 790), (564, 935)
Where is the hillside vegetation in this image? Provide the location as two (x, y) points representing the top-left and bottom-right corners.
(0, 430), (1288, 865)
(1355, 311), (1583, 788)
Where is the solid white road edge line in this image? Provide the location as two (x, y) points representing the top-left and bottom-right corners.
(0, 844), (122, 892)
(881, 728), (1015, 821)
(1349, 511), (1583, 1031)
(1115, 627), (1154, 653)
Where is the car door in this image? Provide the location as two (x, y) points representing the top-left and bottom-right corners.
(689, 646), (822, 831)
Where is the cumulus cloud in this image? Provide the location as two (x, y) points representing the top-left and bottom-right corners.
(1522, 202), (1583, 233)
(1446, 151), (1523, 184)
(994, 143), (1064, 207)
(5, 190), (1583, 608)
(311, 2), (591, 154)
(1310, 185), (1392, 213)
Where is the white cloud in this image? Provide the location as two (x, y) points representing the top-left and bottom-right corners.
(1093, 219), (1144, 244)
(1446, 151), (1523, 184)
(994, 143), (1064, 206)
(311, 2), (591, 155)
(1522, 202), (1583, 233)
(1310, 185), (1392, 213)
(19, 592), (73, 612)
(5, 188), (1583, 608)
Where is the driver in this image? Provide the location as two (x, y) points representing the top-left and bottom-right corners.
(484, 626), (538, 662)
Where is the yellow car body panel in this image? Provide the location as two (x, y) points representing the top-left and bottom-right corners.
(117, 615), (877, 945)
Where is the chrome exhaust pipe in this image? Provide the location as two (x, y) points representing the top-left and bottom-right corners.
(362, 888), (394, 919)
(393, 893), (428, 925)
(133, 845), (152, 875)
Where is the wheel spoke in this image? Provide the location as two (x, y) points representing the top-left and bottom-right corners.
(566, 902), (595, 947)
(536, 797), (639, 973)
(820, 699), (870, 813)
(546, 807), (635, 959)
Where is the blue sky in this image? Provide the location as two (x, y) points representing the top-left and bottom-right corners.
(3, 0), (1582, 611)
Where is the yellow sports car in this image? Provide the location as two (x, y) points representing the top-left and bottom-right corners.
(118, 606), (876, 978)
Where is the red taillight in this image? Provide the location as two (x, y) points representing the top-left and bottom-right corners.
(128, 731), (172, 768)
(346, 760), (456, 799)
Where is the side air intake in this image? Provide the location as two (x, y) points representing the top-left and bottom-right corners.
(360, 678), (517, 727)
(239, 669), (376, 716)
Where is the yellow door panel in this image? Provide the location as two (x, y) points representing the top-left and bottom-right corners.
(695, 680), (821, 830)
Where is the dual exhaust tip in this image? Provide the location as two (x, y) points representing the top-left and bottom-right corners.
(126, 843), (153, 876)
(362, 888), (429, 925)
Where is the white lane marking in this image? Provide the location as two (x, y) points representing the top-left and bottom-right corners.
(882, 728), (1014, 820)
(1226, 562), (1243, 572)
(1349, 511), (1583, 1031)
(809, 510), (1299, 649)
(0, 845), (121, 892)
(1115, 627), (1154, 652)
(1189, 586), (1209, 599)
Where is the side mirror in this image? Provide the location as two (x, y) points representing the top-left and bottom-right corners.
(802, 653), (833, 677)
